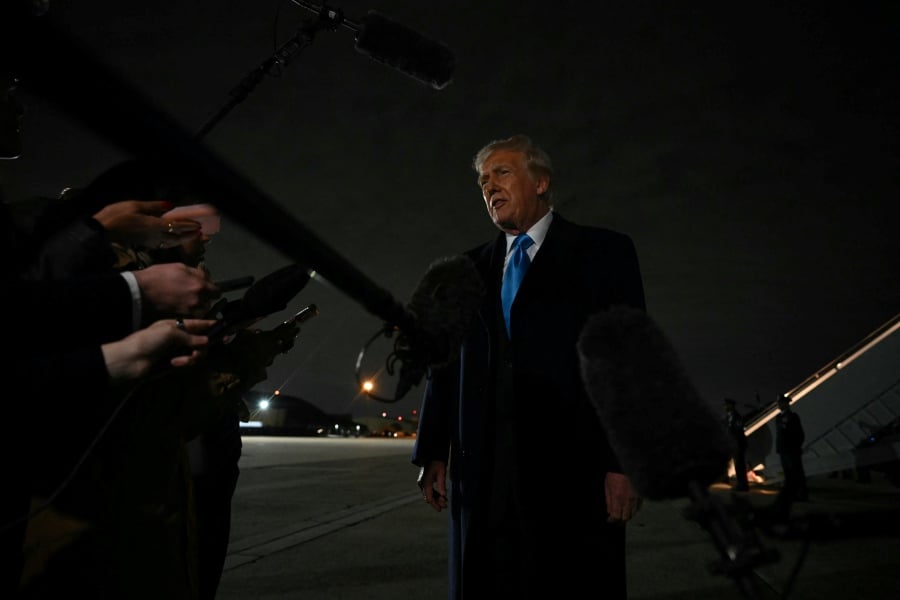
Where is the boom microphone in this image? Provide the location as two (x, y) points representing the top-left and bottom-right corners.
(354, 11), (455, 90)
(577, 305), (733, 500)
(389, 254), (484, 400)
(291, 2), (455, 89)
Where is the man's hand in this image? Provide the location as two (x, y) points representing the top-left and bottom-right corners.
(417, 460), (449, 512)
(102, 318), (215, 383)
(605, 472), (642, 523)
(134, 262), (221, 318)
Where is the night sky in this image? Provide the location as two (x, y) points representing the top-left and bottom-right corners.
(4, 1), (899, 420)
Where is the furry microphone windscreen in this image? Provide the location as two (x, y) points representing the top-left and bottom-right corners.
(355, 11), (456, 90)
(577, 305), (734, 500)
(389, 254), (483, 401)
(405, 254), (484, 368)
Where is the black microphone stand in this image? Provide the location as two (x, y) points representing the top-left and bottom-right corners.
(683, 481), (780, 600)
(196, 5), (352, 140)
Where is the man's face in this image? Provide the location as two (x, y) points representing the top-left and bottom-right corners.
(0, 80), (24, 160)
(478, 149), (549, 234)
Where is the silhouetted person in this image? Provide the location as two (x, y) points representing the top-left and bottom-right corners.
(724, 398), (750, 491)
(18, 160), (299, 599)
(774, 394), (808, 510)
(2, 60), (215, 598)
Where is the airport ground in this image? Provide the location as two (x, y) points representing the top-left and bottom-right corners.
(218, 436), (900, 600)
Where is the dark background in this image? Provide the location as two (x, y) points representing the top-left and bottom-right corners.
(4, 0), (899, 420)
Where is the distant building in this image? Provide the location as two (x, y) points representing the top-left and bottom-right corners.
(241, 390), (368, 437)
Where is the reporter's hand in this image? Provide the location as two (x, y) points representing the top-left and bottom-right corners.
(93, 200), (201, 249)
(134, 262), (221, 318)
(102, 318), (216, 384)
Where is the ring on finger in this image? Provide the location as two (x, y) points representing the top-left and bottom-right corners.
(166, 222), (175, 234)
(175, 318), (186, 330)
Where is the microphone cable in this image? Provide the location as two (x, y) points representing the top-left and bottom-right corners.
(355, 323), (414, 403)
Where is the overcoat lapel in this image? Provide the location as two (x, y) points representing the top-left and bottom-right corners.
(514, 215), (571, 302)
(476, 234), (507, 324)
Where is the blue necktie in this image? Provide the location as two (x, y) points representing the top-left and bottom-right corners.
(501, 233), (534, 336)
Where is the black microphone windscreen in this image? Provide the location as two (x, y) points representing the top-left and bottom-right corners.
(355, 11), (455, 90)
(578, 305), (733, 500)
(391, 254), (484, 400)
(406, 254), (484, 368)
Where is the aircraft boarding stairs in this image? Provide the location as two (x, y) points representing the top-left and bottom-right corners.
(743, 313), (900, 483)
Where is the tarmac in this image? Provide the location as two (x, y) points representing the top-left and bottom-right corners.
(216, 437), (900, 600)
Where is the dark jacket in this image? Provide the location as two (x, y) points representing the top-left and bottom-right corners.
(775, 410), (805, 455)
(726, 408), (748, 449)
(412, 213), (646, 598)
(1, 196), (134, 597)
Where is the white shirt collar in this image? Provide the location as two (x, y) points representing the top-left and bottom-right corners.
(505, 210), (553, 256)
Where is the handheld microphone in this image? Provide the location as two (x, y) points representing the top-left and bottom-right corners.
(214, 276), (255, 293)
(354, 11), (456, 90)
(209, 263), (311, 339)
(577, 305), (734, 501)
